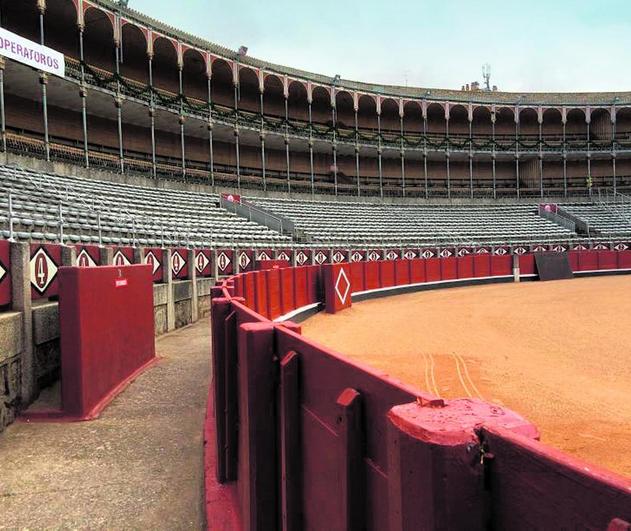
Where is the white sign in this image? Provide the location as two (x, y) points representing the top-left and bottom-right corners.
(0, 27), (65, 78)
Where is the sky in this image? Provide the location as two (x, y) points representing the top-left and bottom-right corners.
(128, 0), (631, 93)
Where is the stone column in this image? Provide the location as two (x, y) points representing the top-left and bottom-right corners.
(10, 242), (34, 405)
(163, 248), (175, 332)
(188, 249), (198, 323)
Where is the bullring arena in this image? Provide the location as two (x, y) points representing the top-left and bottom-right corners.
(302, 276), (631, 477)
(0, 0), (629, 529)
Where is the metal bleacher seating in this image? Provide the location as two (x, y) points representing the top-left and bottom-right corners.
(0, 166), (291, 248)
(250, 197), (579, 246)
(562, 203), (631, 238)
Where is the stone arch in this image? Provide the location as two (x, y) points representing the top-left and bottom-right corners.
(566, 108), (587, 136)
(45, 0), (79, 58)
(83, 6), (115, 71)
(311, 85), (332, 126)
(449, 104), (468, 135)
(472, 106), (493, 135)
(182, 48), (207, 102)
(403, 100), (423, 134)
(380, 98), (400, 131)
(519, 107), (539, 136)
(426, 102), (446, 134)
(211, 58), (234, 107)
(1, 0), (40, 42)
(153, 36), (179, 94)
(542, 108), (563, 138)
(263, 74), (285, 118)
(238, 67), (260, 113)
(120, 23), (148, 85)
(335, 90), (355, 129)
(288, 80), (308, 121)
(495, 106), (516, 136)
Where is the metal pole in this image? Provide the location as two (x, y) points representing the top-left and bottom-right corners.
(97, 211), (102, 246)
(332, 101), (338, 196)
(0, 59), (6, 153)
(285, 97), (290, 194)
(308, 101), (314, 195)
(400, 115), (405, 197)
(58, 202), (64, 243)
(39, 10), (50, 161)
(378, 113), (383, 198)
(8, 192), (14, 241)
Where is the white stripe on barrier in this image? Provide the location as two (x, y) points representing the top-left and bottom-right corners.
(273, 302), (321, 323)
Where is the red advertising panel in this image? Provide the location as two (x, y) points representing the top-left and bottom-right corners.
(30, 243), (62, 300)
(171, 248), (189, 280)
(195, 249), (213, 278)
(144, 248), (164, 283)
(74, 245), (101, 267)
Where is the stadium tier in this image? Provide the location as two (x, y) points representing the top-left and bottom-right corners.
(0, 165), (290, 247)
(250, 197), (578, 244)
(1, 1), (631, 199)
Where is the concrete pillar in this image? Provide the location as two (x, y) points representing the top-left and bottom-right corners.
(163, 248), (175, 332)
(188, 249), (198, 323)
(61, 245), (76, 267)
(133, 247), (144, 264)
(10, 242), (34, 405)
(99, 246), (113, 266)
(513, 253), (520, 283)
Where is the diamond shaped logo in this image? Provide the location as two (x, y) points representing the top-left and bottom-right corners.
(493, 248), (507, 256)
(296, 251), (309, 266)
(30, 247), (58, 295)
(144, 251), (161, 275)
(314, 251), (328, 265)
(367, 251), (380, 261)
(476, 248), (489, 255)
(171, 251), (186, 276)
(532, 245), (546, 253)
(335, 267), (351, 305)
(513, 247), (526, 255)
(76, 249), (97, 267)
(113, 250), (131, 266)
(257, 251), (272, 261)
(553, 245), (566, 252)
(350, 251), (363, 262)
(594, 244), (608, 250)
(440, 249), (452, 258)
(0, 261), (6, 283)
(573, 244), (587, 251)
(332, 251), (345, 263)
(421, 249), (434, 259)
(385, 251), (399, 260)
(278, 251), (291, 262)
(457, 248), (470, 257)
(614, 243), (628, 251)
(196, 252), (210, 274)
(238, 252), (251, 270)
(403, 250), (416, 259)
(217, 252), (231, 272)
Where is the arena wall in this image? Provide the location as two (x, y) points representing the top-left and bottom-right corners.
(208, 253), (631, 529)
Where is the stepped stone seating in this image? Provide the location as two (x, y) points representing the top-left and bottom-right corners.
(563, 203), (631, 237)
(251, 197), (579, 245)
(0, 166), (291, 247)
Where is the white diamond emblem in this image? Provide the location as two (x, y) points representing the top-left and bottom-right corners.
(217, 252), (231, 272)
(196, 252), (210, 274)
(76, 249), (97, 267)
(0, 262), (6, 283)
(296, 252), (309, 266)
(30, 247), (58, 295)
(332, 251), (345, 263)
(335, 267), (351, 305)
(144, 251), (161, 275)
(238, 252), (251, 270)
(315, 251), (327, 264)
(113, 250), (131, 266)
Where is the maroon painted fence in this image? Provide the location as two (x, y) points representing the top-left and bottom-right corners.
(206, 254), (631, 530)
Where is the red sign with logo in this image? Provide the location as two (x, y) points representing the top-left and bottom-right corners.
(195, 249), (213, 278)
(30, 244), (62, 300)
(171, 248), (189, 280)
(323, 263), (352, 314)
(144, 248), (164, 283)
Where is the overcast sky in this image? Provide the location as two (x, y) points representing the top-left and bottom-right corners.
(128, 0), (631, 93)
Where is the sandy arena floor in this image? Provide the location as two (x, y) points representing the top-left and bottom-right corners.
(301, 276), (631, 478)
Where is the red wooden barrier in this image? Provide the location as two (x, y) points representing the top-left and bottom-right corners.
(473, 254), (491, 277)
(253, 271), (268, 318)
(364, 261), (380, 290)
(394, 259), (411, 286)
(293, 266), (309, 308)
(266, 268), (282, 320)
(323, 263), (352, 313)
(379, 260), (395, 288)
(598, 250), (618, 270)
(0, 240), (11, 307)
(410, 259), (426, 284)
(425, 257), (441, 282)
(242, 272), (256, 309)
(577, 250), (599, 271)
(567, 251), (579, 271)
(52, 265), (156, 420)
(350, 261), (366, 292)
(456, 255), (474, 279)
(306, 266), (321, 304)
(518, 254), (536, 276)
(618, 250), (631, 269)
(279, 268), (295, 315)
(441, 256), (458, 280)
(490, 255), (513, 276)
(257, 259), (290, 271)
